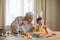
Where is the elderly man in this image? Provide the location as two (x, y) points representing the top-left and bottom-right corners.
(11, 12), (33, 35)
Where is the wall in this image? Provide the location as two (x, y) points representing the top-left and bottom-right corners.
(0, 0), (5, 29)
(55, 0), (60, 31)
(46, 0), (60, 31)
(0, 0), (2, 29)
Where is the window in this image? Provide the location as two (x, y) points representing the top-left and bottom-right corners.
(5, 0), (34, 26)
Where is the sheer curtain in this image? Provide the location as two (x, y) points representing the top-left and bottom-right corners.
(5, 0), (34, 26)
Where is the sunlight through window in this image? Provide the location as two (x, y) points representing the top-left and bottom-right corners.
(5, 0), (34, 26)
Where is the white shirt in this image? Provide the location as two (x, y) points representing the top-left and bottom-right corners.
(11, 16), (33, 32)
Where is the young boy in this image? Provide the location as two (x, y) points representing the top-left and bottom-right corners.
(32, 17), (56, 38)
(26, 17), (56, 38)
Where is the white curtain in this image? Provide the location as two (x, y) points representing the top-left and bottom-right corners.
(5, 0), (34, 26)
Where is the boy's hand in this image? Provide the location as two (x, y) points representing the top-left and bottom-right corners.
(52, 33), (56, 35)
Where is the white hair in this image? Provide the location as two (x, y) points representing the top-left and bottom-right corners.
(25, 12), (33, 17)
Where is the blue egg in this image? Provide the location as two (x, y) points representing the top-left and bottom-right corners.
(31, 34), (41, 38)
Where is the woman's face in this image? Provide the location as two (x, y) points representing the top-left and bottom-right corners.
(28, 17), (33, 23)
(25, 16), (33, 23)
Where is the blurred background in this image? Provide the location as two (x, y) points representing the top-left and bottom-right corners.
(0, 0), (60, 31)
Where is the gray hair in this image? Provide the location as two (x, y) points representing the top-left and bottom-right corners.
(25, 12), (33, 17)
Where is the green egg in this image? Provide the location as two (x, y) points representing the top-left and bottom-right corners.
(32, 38), (36, 40)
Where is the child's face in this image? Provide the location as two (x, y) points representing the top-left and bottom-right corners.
(37, 20), (43, 25)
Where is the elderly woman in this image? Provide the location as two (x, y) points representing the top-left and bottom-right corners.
(11, 12), (33, 36)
